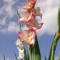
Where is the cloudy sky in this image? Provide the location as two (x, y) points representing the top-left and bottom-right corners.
(0, 0), (60, 60)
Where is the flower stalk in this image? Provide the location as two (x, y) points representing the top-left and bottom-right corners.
(16, 10), (28, 60)
(48, 7), (60, 60)
(16, 0), (43, 60)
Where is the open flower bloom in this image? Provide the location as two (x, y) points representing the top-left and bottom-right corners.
(19, 9), (42, 22)
(18, 29), (36, 46)
(19, 12), (33, 22)
(26, 18), (43, 30)
(20, 0), (36, 11)
(20, 7), (42, 18)
(26, 0), (36, 8)
(28, 7), (42, 18)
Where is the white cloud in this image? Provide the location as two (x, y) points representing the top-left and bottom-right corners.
(0, 21), (18, 34)
(0, 0), (19, 34)
(0, 0), (59, 35)
(4, 0), (16, 3)
(5, 6), (15, 18)
(35, 0), (59, 13)
(0, 0), (17, 18)
(0, 28), (7, 33)
(35, 0), (59, 35)
(7, 21), (18, 33)
(37, 7), (58, 35)
(0, 15), (7, 26)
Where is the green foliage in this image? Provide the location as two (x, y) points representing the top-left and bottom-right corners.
(24, 48), (28, 60)
(48, 6), (60, 60)
(28, 35), (41, 60)
(58, 7), (60, 32)
(34, 35), (41, 60)
(58, 52), (60, 60)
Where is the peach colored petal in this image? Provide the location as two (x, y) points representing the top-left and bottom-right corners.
(26, 18), (44, 30)
(18, 29), (36, 45)
(19, 12), (33, 22)
(20, 0), (36, 11)
(22, 7), (42, 18)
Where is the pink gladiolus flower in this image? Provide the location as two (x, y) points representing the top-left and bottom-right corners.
(18, 29), (36, 46)
(26, 0), (36, 8)
(20, 7), (42, 18)
(28, 7), (42, 18)
(19, 12), (33, 22)
(19, 12), (43, 30)
(26, 18), (43, 30)
(20, 0), (36, 11)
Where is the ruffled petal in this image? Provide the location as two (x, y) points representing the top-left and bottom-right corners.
(19, 12), (33, 22)
(26, 17), (44, 30)
(18, 29), (36, 45)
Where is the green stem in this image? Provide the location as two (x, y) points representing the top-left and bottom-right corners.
(24, 48), (28, 60)
(48, 32), (59, 60)
(16, 10), (28, 60)
(28, 35), (41, 60)
(48, 7), (60, 60)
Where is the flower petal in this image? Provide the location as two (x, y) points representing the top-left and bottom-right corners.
(26, 17), (44, 30)
(20, 0), (36, 11)
(19, 12), (33, 22)
(18, 29), (36, 45)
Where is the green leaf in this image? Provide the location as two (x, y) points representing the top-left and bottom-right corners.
(24, 47), (28, 60)
(17, 23), (21, 32)
(48, 7), (60, 60)
(28, 45), (35, 60)
(34, 35), (41, 60)
(16, 9), (20, 18)
(48, 32), (59, 60)
(28, 35), (41, 60)
(58, 7), (60, 32)
(16, 9), (22, 32)
(58, 52), (60, 60)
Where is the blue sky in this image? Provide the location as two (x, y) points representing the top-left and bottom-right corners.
(0, 0), (60, 60)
